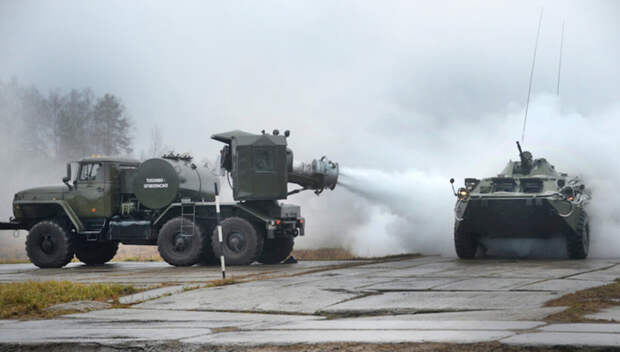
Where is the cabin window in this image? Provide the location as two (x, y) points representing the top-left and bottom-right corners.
(79, 163), (103, 181)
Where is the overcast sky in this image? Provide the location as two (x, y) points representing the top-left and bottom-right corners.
(1, 0), (619, 254)
(1, 0), (617, 165)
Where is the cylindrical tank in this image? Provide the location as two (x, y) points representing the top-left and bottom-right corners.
(133, 157), (218, 209)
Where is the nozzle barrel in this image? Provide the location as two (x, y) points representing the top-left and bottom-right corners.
(289, 157), (339, 193)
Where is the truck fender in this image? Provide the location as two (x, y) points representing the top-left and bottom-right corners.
(14, 200), (85, 232)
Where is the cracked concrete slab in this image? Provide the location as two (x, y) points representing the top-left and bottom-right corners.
(0, 319), (211, 343)
(345, 308), (568, 321)
(363, 277), (459, 290)
(135, 279), (360, 314)
(321, 291), (559, 314)
(184, 329), (513, 345)
(267, 319), (544, 331)
(0, 260), (362, 285)
(432, 278), (536, 291)
(517, 279), (608, 292)
(540, 323), (620, 333)
(65, 308), (320, 327)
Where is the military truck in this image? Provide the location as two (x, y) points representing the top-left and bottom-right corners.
(0, 130), (339, 268)
(450, 142), (590, 259)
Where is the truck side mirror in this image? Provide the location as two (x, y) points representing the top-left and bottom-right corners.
(63, 163), (73, 190)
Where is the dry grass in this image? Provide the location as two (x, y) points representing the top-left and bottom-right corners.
(291, 248), (358, 260)
(545, 279), (620, 322)
(0, 280), (139, 319)
(291, 248), (420, 261)
(0, 258), (30, 264)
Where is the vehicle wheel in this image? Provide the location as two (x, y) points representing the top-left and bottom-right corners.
(212, 217), (263, 265)
(26, 220), (75, 268)
(454, 226), (477, 259)
(157, 217), (205, 266)
(75, 242), (119, 265)
(257, 237), (295, 264)
(567, 211), (589, 259)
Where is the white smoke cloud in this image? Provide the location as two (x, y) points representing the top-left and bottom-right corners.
(307, 93), (620, 258)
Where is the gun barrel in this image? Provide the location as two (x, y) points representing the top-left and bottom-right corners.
(289, 157), (339, 192)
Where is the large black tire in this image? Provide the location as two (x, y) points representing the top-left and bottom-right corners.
(75, 242), (119, 265)
(26, 220), (75, 268)
(212, 217), (264, 265)
(257, 237), (295, 264)
(157, 217), (205, 266)
(454, 227), (477, 259)
(567, 211), (589, 259)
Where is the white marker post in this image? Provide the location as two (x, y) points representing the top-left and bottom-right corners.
(214, 183), (226, 279)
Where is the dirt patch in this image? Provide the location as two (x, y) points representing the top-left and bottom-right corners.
(545, 279), (620, 322)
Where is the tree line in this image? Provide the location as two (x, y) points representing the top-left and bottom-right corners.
(0, 78), (133, 162)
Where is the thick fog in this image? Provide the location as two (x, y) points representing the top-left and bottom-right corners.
(0, 0), (618, 258)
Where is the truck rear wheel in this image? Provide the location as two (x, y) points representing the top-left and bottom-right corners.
(454, 227), (477, 259)
(157, 217), (205, 266)
(257, 237), (295, 264)
(567, 211), (589, 259)
(75, 242), (119, 265)
(212, 217), (264, 265)
(26, 220), (75, 268)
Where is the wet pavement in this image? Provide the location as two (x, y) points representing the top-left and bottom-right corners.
(2, 256), (620, 349)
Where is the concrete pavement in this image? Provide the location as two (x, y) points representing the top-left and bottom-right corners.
(2, 256), (620, 350)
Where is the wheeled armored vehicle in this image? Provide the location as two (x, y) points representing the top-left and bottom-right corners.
(450, 142), (590, 259)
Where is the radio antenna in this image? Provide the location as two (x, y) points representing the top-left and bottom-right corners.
(521, 8), (544, 145)
(556, 20), (565, 96)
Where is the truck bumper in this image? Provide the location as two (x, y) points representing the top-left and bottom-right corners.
(0, 220), (27, 230)
(266, 218), (305, 239)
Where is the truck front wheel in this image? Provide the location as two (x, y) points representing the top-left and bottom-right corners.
(75, 242), (119, 265)
(258, 237), (295, 264)
(157, 217), (205, 266)
(26, 220), (75, 268)
(212, 217), (264, 265)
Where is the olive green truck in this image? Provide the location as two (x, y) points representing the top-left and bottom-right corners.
(0, 130), (339, 268)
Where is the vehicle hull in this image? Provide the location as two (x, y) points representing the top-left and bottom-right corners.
(455, 196), (582, 239)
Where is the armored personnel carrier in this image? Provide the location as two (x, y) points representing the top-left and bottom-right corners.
(450, 142), (590, 259)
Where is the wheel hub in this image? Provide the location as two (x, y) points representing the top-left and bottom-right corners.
(227, 232), (246, 253)
(40, 234), (55, 254)
(173, 233), (189, 252)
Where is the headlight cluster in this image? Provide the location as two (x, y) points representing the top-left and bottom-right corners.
(458, 187), (469, 200)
